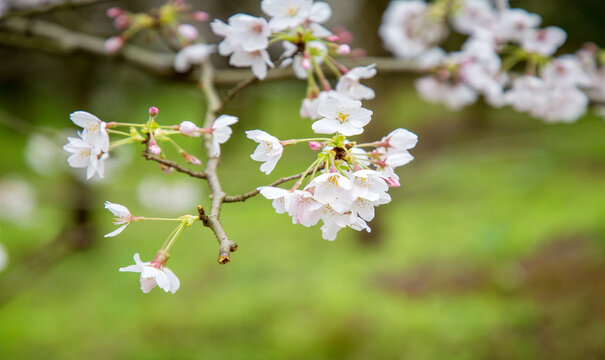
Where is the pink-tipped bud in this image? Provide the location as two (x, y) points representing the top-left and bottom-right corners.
(148, 106), (159, 117)
(326, 34), (339, 42)
(181, 152), (202, 166)
(106, 7), (123, 18)
(333, 25), (353, 44)
(177, 24), (199, 41)
(104, 36), (124, 54)
(191, 11), (210, 22)
(114, 15), (130, 30)
(301, 54), (312, 70)
(149, 139), (161, 155)
(158, 163), (173, 174)
(178, 121), (200, 137)
(384, 177), (401, 188)
(337, 44), (350, 55)
(309, 141), (323, 151)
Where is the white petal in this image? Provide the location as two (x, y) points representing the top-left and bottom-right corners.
(104, 224), (128, 237)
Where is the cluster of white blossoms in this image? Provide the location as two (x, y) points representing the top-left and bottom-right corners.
(380, 0), (599, 123)
(254, 126), (417, 240)
(210, 0), (345, 79)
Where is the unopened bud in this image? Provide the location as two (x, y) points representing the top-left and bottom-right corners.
(149, 139), (161, 155)
(149, 106), (159, 117)
(106, 7), (123, 18)
(191, 11), (210, 22)
(337, 44), (350, 55)
(333, 25), (353, 44)
(104, 36), (124, 54)
(326, 34), (339, 42)
(384, 177), (401, 188)
(181, 151), (202, 165)
(177, 24), (199, 41)
(178, 121), (200, 137)
(309, 141), (323, 151)
(301, 56), (312, 70)
(158, 163), (173, 174)
(114, 15), (130, 30)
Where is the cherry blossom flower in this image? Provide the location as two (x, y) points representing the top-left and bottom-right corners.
(258, 186), (292, 214)
(104, 201), (134, 237)
(520, 27), (566, 56)
(335, 64), (377, 100)
(261, 0), (313, 31)
(63, 136), (106, 179)
(229, 49), (274, 79)
(506, 75), (588, 123)
(381, 128), (418, 164)
(306, 173), (354, 213)
(174, 43), (216, 73)
(451, 0), (497, 35)
(70, 111), (109, 153)
(209, 115), (238, 157)
(212, 14), (270, 53)
(494, 8), (541, 42)
(542, 56), (592, 88)
(319, 207), (370, 241)
(119, 253), (180, 294)
(312, 98), (372, 136)
(379, 0), (447, 59)
(246, 130), (284, 175)
(415, 76), (478, 110)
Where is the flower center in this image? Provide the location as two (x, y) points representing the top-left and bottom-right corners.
(286, 5), (299, 16)
(336, 111), (350, 123)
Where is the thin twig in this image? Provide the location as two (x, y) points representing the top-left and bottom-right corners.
(142, 150), (207, 179)
(223, 165), (325, 203)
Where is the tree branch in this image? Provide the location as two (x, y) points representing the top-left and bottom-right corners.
(1, 0), (112, 19)
(142, 150), (207, 179)
(199, 59), (238, 264)
(223, 166), (325, 203)
(0, 17), (175, 75)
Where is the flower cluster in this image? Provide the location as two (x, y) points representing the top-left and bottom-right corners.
(380, 0), (598, 123)
(211, 0), (352, 79)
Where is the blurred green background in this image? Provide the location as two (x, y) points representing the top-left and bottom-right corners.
(1, 0), (605, 359)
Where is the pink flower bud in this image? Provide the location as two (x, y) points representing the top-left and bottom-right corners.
(326, 35), (339, 42)
(104, 36), (124, 54)
(158, 163), (173, 174)
(148, 106), (159, 117)
(177, 24), (199, 41)
(333, 25), (353, 44)
(106, 7), (122, 18)
(178, 121), (200, 137)
(114, 15), (130, 30)
(181, 152), (202, 165)
(149, 139), (161, 155)
(337, 44), (350, 55)
(191, 11), (210, 22)
(301, 57), (312, 70)
(384, 177), (401, 188)
(308, 141), (323, 151)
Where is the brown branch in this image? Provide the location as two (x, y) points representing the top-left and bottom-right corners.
(142, 150), (207, 179)
(223, 165), (325, 203)
(199, 60), (238, 264)
(0, 17), (175, 75)
(1, 0), (112, 19)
